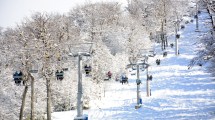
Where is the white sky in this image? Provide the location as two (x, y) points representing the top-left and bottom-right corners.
(0, 0), (127, 29)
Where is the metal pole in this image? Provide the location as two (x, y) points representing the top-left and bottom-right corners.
(195, 1), (199, 32)
(77, 54), (83, 117)
(175, 38), (179, 56)
(177, 21), (180, 32)
(148, 79), (150, 96)
(136, 64), (140, 105)
(175, 24), (179, 56)
(146, 66), (150, 97)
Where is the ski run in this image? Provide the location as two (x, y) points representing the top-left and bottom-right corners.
(52, 8), (215, 120)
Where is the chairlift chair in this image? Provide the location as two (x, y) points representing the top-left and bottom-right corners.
(181, 25), (185, 29)
(163, 52), (168, 57)
(84, 65), (92, 76)
(13, 71), (23, 85)
(104, 75), (110, 81)
(148, 50), (156, 57)
(115, 74), (120, 81)
(136, 79), (141, 85)
(170, 43), (174, 48)
(147, 75), (153, 81)
(176, 34), (180, 39)
(198, 10), (201, 14)
(132, 65), (137, 70)
(56, 70), (64, 81)
(107, 71), (112, 79)
(121, 75), (128, 84)
(156, 59), (161, 65)
(62, 68), (69, 71)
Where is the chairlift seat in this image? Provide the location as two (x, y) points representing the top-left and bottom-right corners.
(170, 43), (174, 48)
(136, 79), (141, 85)
(131, 73), (136, 75)
(104, 77), (110, 81)
(63, 68), (68, 71)
(176, 34), (180, 39)
(163, 52), (168, 57)
(85, 74), (92, 77)
(15, 80), (22, 85)
(56, 72), (64, 76)
(56, 71), (64, 80)
(58, 76), (64, 80)
(148, 54), (155, 57)
(121, 76), (128, 84)
(13, 75), (22, 79)
(85, 67), (91, 71)
(181, 25), (185, 29)
(132, 66), (137, 70)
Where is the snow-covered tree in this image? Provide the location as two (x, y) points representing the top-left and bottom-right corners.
(188, 1), (215, 74)
(67, 3), (114, 102)
(0, 1), (197, 119)
(189, 31), (215, 73)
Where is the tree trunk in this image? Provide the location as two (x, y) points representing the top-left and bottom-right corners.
(30, 73), (35, 120)
(161, 21), (167, 50)
(46, 77), (51, 120)
(165, 34), (168, 47)
(19, 85), (28, 120)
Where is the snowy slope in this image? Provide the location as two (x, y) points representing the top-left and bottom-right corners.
(52, 9), (215, 120)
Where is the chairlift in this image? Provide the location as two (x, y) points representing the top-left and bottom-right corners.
(107, 71), (112, 79)
(163, 52), (168, 57)
(140, 65), (146, 71)
(148, 50), (156, 57)
(181, 25), (185, 29)
(156, 59), (161, 65)
(136, 79), (141, 85)
(176, 34), (180, 39)
(185, 21), (189, 24)
(13, 71), (23, 85)
(104, 77), (109, 81)
(62, 68), (69, 71)
(198, 10), (201, 14)
(147, 75), (153, 81)
(29, 62), (39, 73)
(132, 65), (137, 70)
(170, 43), (174, 48)
(121, 75), (128, 84)
(84, 65), (92, 76)
(148, 53), (156, 57)
(104, 71), (112, 81)
(55, 70), (64, 81)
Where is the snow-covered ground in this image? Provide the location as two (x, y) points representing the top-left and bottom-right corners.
(52, 9), (215, 120)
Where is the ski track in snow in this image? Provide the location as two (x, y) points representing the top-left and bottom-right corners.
(52, 9), (215, 120)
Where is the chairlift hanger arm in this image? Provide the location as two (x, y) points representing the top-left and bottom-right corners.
(71, 52), (91, 57)
(67, 42), (93, 57)
(127, 63), (149, 66)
